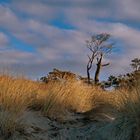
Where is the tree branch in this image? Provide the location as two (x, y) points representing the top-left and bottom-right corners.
(102, 63), (110, 67)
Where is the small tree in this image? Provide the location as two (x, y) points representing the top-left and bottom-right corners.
(130, 58), (140, 71)
(86, 33), (113, 84)
(107, 75), (119, 88)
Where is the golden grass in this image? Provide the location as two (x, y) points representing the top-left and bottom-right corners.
(36, 81), (105, 118)
(0, 75), (38, 137)
(0, 74), (140, 139)
(0, 75), (37, 114)
(95, 82), (140, 140)
(0, 75), (108, 131)
(116, 87), (140, 139)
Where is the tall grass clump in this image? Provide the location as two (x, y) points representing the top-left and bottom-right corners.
(92, 81), (140, 140)
(117, 84), (140, 140)
(0, 75), (38, 138)
(36, 80), (105, 119)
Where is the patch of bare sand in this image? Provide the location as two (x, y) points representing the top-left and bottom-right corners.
(8, 110), (115, 140)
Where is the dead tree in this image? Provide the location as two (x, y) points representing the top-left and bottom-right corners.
(86, 37), (99, 84)
(86, 33), (113, 84)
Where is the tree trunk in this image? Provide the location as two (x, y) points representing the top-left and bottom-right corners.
(94, 55), (103, 84)
(94, 63), (102, 84)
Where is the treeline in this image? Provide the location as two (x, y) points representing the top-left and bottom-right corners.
(103, 58), (140, 89)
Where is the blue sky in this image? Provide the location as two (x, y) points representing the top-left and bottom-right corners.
(0, 0), (140, 80)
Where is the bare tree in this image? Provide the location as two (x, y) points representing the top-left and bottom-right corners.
(86, 33), (113, 84)
(86, 36), (99, 84)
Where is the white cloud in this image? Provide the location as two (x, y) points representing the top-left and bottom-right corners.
(0, 0), (140, 79)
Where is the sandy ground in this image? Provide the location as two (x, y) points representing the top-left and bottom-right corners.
(4, 110), (115, 140)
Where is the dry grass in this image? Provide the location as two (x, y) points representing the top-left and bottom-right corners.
(0, 75), (107, 136)
(0, 75), (38, 137)
(92, 81), (140, 140)
(0, 74), (140, 139)
(36, 81), (105, 119)
(115, 86), (140, 140)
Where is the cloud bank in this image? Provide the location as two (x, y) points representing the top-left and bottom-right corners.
(0, 0), (140, 80)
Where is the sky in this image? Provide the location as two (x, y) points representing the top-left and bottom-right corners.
(0, 0), (140, 80)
